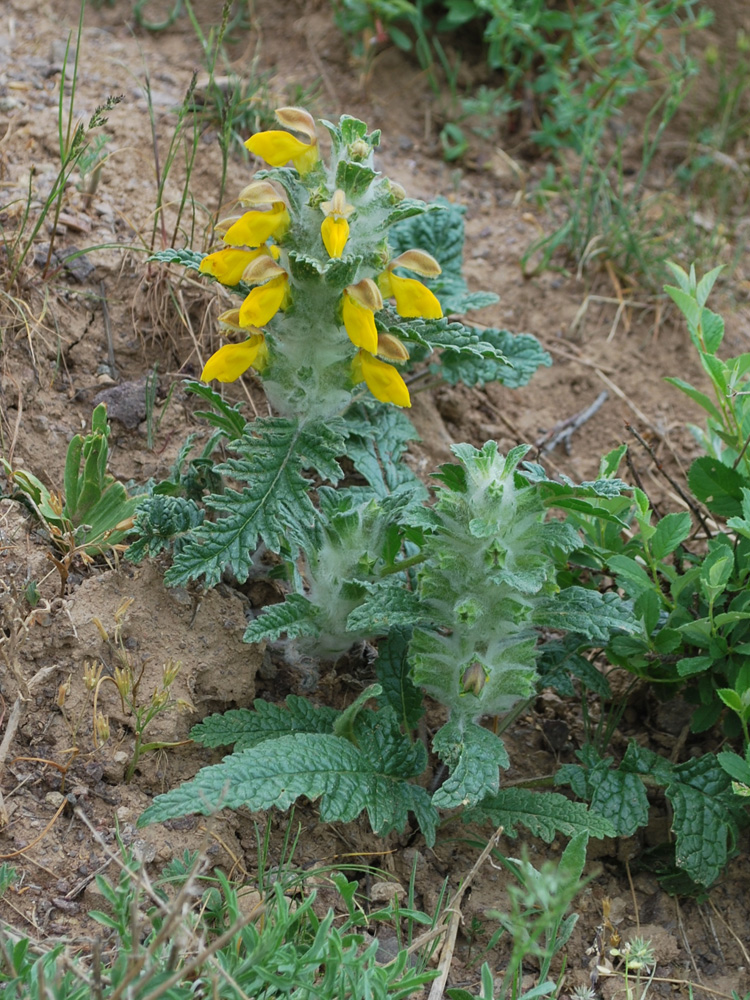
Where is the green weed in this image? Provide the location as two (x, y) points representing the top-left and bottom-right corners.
(0, 0), (122, 293)
(0, 833), (438, 998)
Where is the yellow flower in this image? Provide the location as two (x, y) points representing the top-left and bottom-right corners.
(220, 203), (290, 248)
(379, 249), (443, 319)
(245, 107), (319, 175)
(201, 333), (268, 383)
(352, 350), (411, 408)
(320, 189), (354, 258)
(239, 273), (289, 327)
(199, 247), (268, 286)
(322, 217), (349, 258)
(342, 278), (382, 353)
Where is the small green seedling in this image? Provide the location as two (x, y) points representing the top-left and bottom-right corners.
(3, 403), (137, 562)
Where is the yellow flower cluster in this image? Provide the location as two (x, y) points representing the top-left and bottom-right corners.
(198, 108), (444, 408)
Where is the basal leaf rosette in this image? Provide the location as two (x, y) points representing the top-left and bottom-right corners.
(196, 108), (448, 421)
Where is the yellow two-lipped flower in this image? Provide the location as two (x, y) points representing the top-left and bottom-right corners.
(201, 333), (268, 383)
(341, 278), (382, 354)
(199, 246), (278, 287)
(245, 107), (319, 175)
(378, 249), (443, 319)
(239, 274), (289, 328)
(219, 203), (290, 248)
(352, 348), (411, 408)
(320, 189), (354, 258)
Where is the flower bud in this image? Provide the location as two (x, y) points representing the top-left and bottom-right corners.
(95, 712), (110, 743)
(350, 139), (370, 160)
(460, 661), (487, 697)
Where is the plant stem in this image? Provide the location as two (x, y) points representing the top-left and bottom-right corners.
(379, 552), (428, 577)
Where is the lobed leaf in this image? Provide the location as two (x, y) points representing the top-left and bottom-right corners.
(432, 720), (510, 810)
(244, 594), (321, 643)
(165, 417), (345, 587)
(375, 626), (424, 732)
(191, 696), (340, 751)
(466, 787), (616, 841)
(141, 709), (438, 843)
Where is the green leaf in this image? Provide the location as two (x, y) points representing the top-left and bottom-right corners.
(538, 638), (612, 698)
(191, 696), (339, 751)
(676, 655), (714, 677)
(701, 308), (725, 354)
(343, 403), (425, 498)
(695, 264), (724, 307)
(375, 627), (424, 732)
(63, 435), (83, 515)
(141, 709), (438, 843)
(726, 486), (750, 540)
(666, 755), (736, 885)
(324, 254), (363, 287)
(437, 327), (551, 388)
(148, 247), (206, 272)
(345, 582), (424, 632)
(286, 250), (322, 281)
(607, 554), (655, 597)
(336, 160), (377, 196)
(534, 588), (640, 642)
(185, 380), (247, 440)
(126, 495), (204, 563)
(381, 198), (434, 228)
(650, 511), (692, 561)
(243, 594), (321, 643)
(664, 377), (723, 424)
(431, 720), (509, 810)
(635, 589), (661, 635)
(465, 787), (616, 841)
(339, 115), (370, 145)
(556, 752), (649, 837)
(165, 417), (345, 587)
(717, 749), (750, 784)
(716, 688), (745, 715)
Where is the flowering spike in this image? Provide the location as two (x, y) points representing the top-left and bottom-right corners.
(239, 274), (289, 327)
(201, 334), (268, 383)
